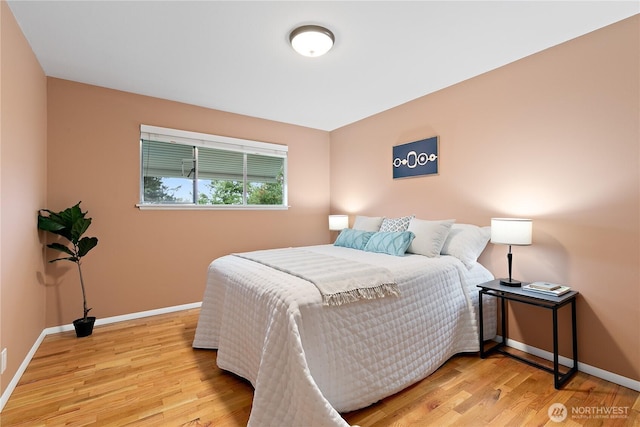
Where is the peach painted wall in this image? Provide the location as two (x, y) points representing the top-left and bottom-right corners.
(0, 1), (48, 396)
(45, 78), (331, 327)
(330, 16), (639, 381)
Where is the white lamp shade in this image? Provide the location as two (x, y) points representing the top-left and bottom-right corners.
(491, 218), (532, 246)
(290, 25), (334, 57)
(328, 215), (349, 231)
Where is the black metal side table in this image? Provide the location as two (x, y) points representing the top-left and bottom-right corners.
(478, 279), (579, 389)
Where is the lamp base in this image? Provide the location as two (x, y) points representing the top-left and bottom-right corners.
(499, 278), (522, 287)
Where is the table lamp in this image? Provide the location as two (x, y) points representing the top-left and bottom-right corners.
(491, 218), (532, 287)
(328, 215), (349, 231)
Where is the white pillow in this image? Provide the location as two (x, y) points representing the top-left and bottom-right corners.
(440, 223), (491, 268)
(352, 215), (384, 232)
(407, 218), (455, 257)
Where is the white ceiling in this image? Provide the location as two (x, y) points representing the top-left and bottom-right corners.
(7, 1), (639, 131)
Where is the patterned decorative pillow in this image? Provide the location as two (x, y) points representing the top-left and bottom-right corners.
(379, 215), (415, 232)
(352, 215), (384, 232)
(407, 218), (455, 257)
(363, 231), (415, 256)
(334, 228), (375, 250)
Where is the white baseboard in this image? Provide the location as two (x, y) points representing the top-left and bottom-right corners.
(496, 335), (640, 392)
(0, 329), (48, 413)
(42, 302), (202, 334)
(0, 302), (202, 412)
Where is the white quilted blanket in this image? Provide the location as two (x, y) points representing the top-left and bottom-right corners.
(234, 248), (399, 306)
(193, 245), (496, 427)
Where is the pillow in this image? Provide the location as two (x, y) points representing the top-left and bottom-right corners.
(379, 215), (415, 232)
(440, 224), (491, 268)
(352, 215), (384, 232)
(334, 228), (375, 250)
(406, 218), (455, 257)
(363, 231), (415, 256)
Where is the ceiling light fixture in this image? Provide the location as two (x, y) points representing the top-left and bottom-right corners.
(289, 25), (335, 58)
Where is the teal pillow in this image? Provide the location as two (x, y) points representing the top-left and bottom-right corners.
(364, 231), (415, 256)
(334, 228), (375, 250)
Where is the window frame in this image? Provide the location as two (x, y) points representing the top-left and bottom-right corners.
(138, 124), (288, 210)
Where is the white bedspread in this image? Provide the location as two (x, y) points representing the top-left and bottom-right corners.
(193, 245), (495, 427)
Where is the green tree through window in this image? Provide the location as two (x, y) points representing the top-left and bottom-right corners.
(143, 177), (178, 203)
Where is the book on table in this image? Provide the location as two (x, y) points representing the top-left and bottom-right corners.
(522, 281), (571, 296)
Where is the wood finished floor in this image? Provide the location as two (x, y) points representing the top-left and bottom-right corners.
(2, 308), (638, 426)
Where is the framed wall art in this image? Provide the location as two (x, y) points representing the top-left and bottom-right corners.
(392, 136), (439, 179)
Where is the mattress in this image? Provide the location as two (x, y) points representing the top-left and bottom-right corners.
(193, 244), (496, 427)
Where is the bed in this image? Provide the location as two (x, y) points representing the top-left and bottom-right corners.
(193, 219), (496, 427)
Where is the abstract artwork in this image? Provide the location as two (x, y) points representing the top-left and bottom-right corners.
(392, 136), (439, 179)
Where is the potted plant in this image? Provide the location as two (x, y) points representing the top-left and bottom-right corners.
(37, 202), (99, 337)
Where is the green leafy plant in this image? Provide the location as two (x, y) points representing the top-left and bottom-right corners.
(37, 202), (98, 322)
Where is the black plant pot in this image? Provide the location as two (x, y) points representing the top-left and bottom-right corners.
(73, 316), (96, 338)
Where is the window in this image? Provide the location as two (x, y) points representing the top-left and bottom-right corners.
(139, 125), (287, 209)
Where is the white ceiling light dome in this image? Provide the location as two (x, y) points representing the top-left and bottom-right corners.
(289, 25), (335, 57)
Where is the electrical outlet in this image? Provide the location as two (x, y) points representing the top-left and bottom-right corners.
(1, 348), (7, 374)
